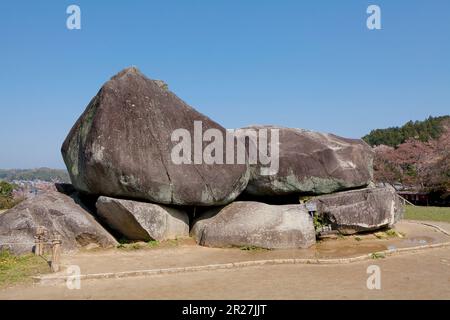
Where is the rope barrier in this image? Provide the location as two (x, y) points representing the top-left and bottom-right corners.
(0, 242), (55, 246)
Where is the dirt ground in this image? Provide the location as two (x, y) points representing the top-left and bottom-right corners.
(1, 246), (449, 299)
(1, 220), (449, 299)
(35, 220), (450, 275)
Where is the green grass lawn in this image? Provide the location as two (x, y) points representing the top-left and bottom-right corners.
(0, 250), (50, 288)
(404, 205), (450, 223)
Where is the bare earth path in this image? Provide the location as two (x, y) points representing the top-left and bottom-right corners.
(33, 220), (450, 274)
(1, 221), (449, 299)
(1, 246), (449, 299)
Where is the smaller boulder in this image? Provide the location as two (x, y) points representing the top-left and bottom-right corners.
(96, 197), (189, 241)
(191, 201), (316, 249)
(0, 191), (117, 255)
(308, 186), (404, 235)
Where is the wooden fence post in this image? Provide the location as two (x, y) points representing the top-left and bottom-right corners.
(34, 226), (46, 256)
(51, 235), (62, 273)
(34, 236), (40, 256)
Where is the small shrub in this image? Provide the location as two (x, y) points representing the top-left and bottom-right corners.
(374, 232), (388, 239)
(117, 238), (131, 249)
(385, 229), (404, 238)
(117, 241), (145, 250)
(0, 196), (24, 210)
(375, 229), (403, 239)
(370, 252), (385, 260)
(385, 229), (396, 237)
(118, 237), (131, 245)
(239, 245), (269, 252)
(299, 196), (313, 203)
(147, 240), (159, 248)
(130, 243), (142, 250)
(313, 215), (322, 230)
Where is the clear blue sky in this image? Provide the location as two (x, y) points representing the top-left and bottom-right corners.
(0, 0), (449, 169)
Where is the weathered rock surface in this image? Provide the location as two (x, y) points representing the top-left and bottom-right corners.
(191, 201), (316, 249)
(308, 186), (404, 235)
(62, 67), (249, 206)
(0, 191), (117, 255)
(96, 196), (189, 241)
(243, 126), (374, 196)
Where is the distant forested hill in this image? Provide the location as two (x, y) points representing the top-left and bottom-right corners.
(365, 115), (450, 204)
(363, 115), (450, 147)
(0, 168), (70, 182)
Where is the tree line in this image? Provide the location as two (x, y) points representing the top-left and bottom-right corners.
(363, 115), (450, 147)
(0, 181), (22, 210)
(0, 168), (69, 183)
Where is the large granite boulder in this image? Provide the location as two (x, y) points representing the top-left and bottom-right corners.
(191, 201), (316, 249)
(96, 196), (189, 241)
(307, 186), (404, 235)
(0, 191), (117, 255)
(62, 67), (249, 206)
(242, 126), (374, 196)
